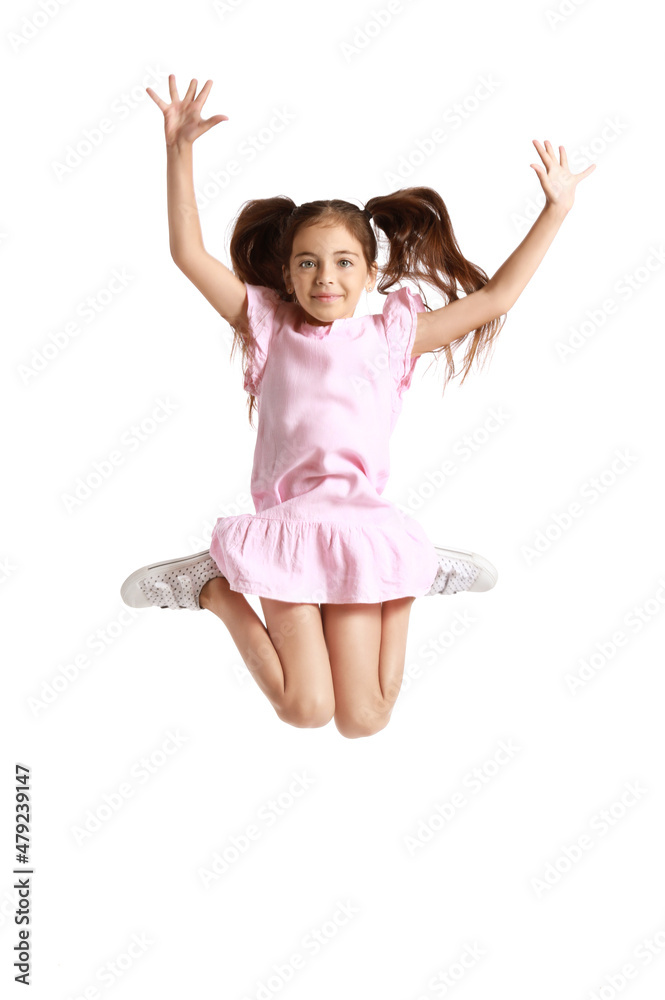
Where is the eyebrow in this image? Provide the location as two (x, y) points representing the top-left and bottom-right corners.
(293, 250), (360, 258)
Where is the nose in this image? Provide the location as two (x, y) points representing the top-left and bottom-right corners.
(315, 262), (336, 284)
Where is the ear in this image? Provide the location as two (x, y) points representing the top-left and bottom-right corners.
(282, 263), (291, 289)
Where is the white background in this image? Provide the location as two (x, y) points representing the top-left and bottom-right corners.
(2, 0), (664, 997)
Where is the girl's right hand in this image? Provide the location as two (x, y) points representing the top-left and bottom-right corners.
(146, 74), (229, 148)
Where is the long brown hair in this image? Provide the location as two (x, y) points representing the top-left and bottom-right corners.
(226, 187), (506, 429)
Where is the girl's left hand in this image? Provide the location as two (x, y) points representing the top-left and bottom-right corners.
(530, 139), (596, 214)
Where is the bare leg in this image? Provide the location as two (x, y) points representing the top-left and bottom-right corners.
(199, 577), (334, 728)
(377, 596), (417, 709)
(320, 595), (416, 739)
(199, 576), (287, 705)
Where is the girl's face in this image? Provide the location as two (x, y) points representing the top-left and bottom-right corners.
(284, 222), (377, 326)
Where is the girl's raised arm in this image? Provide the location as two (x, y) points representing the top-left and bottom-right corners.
(413, 140), (596, 356)
(146, 75), (248, 329)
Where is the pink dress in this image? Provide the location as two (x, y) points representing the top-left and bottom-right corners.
(209, 283), (440, 603)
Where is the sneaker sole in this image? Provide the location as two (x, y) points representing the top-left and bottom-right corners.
(120, 549), (216, 608)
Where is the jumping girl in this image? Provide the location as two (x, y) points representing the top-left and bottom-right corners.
(121, 75), (595, 740)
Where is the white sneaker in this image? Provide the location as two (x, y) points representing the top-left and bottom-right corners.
(120, 550), (224, 610)
(426, 545), (497, 596)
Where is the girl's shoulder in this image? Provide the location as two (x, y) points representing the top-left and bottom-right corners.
(378, 285), (427, 329)
(245, 282), (286, 316)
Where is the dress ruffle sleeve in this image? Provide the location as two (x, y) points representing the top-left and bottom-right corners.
(242, 283), (283, 396)
(382, 286), (427, 412)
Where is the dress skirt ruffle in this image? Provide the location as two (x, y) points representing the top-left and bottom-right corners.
(210, 506), (439, 604)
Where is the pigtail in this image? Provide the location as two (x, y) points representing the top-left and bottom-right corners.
(229, 195), (296, 291)
(365, 187), (506, 389)
(226, 196), (296, 429)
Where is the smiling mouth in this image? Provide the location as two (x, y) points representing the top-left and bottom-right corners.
(314, 295), (341, 301)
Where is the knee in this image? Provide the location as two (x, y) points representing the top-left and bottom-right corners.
(278, 693), (335, 730)
(334, 708), (391, 740)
